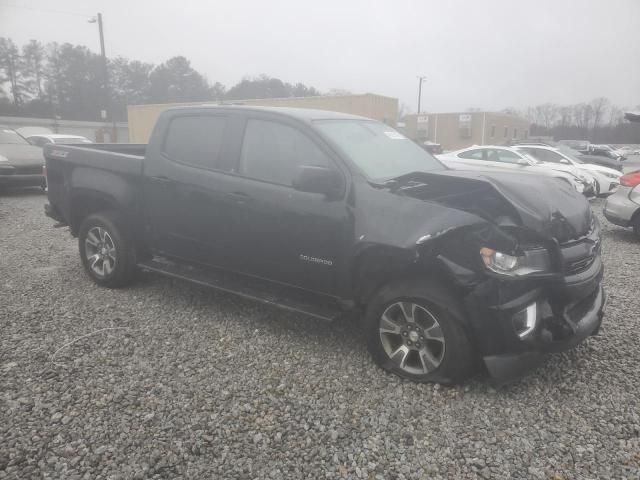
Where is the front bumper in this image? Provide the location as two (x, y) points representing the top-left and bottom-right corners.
(603, 186), (639, 227)
(0, 174), (45, 188)
(465, 245), (605, 382)
(483, 285), (605, 382)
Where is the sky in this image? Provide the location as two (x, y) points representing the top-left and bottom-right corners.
(1, 0), (639, 113)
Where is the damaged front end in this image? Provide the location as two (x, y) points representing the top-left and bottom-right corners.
(400, 170), (606, 381)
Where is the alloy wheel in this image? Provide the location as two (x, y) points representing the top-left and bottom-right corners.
(84, 226), (117, 277)
(379, 301), (446, 375)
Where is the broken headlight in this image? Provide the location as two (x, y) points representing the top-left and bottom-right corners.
(480, 247), (551, 276)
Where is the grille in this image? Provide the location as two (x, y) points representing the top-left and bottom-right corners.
(566, 255), (596, 275)
(561, 217), (599, 275)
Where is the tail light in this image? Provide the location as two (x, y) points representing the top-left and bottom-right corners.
(620, 170), (640, 187)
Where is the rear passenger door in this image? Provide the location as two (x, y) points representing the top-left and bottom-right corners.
(228, 116), (348, 295)
(143, 112), (245, 267)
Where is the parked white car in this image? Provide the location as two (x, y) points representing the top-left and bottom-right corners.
(616, 146), (638, 157)
(514, 145), (621, 196)
(26, 134), (92, 147)
(437, 145), (596, 196)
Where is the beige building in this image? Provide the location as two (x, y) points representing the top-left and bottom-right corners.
(402, 112), (530, 151)
(127, 93), (398, 143)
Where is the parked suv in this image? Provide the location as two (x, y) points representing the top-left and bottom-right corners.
(604, 170), (640, 238)
(44, 106), (606, 383)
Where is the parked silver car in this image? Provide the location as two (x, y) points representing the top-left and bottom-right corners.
(603, 171), (640, 238)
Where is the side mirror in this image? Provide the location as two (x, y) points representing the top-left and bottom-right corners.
(516, 158), (529, 166)
(292, 165), (343, 198)
(560, 158), (570, 164)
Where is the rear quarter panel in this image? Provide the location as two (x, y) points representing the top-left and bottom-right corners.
(44, 145), (144, 231)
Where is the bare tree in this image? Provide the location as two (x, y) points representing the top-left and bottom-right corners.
(590, 97), (610, 130)
(607, 106), (624, 126)
(557, 106), (573, 127)
(541, 103), (559, 129)
(572, 103), (593, 131)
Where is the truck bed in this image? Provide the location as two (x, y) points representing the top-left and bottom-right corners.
(44, 143), (147, 230)
(44, 143), (146, 175)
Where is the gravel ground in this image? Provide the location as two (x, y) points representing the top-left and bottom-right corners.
(1, 189), (639, 480)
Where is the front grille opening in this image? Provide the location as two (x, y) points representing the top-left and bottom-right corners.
(566, 256), (596, 275)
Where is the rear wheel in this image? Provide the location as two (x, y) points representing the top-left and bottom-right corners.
(364, 280), (476, 384)
(78, 211), (137, 288)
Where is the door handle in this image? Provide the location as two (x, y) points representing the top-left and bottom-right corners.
(227, 191), (251, 205)
(150, 175), (171, 184)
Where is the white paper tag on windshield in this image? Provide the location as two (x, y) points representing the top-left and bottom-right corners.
(384, 131), (406, 140)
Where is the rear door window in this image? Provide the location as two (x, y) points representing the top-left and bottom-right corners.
(163, 115), (232, 171)
(458, 149), (485, 160)
(492, 149), (522, 164)
(526, 148), (564, 163)
(239, 119), (330, 186)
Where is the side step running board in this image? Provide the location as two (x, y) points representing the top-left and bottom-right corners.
(137, 257), (343, 322)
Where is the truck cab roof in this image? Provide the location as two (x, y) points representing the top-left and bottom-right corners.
(164, 104), (373, 123)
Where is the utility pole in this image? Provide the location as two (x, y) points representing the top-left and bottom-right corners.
(90, 13), (110, 128)
(417, 76), (426, 114)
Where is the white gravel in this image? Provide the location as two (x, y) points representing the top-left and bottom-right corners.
(1, 189), (639, 479)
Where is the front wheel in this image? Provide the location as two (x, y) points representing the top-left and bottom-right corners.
(364, 280), (476, 384)
(632, 215), (640, 240)
(78, 211), (137, 288)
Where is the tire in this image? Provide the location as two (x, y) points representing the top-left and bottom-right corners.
(364, 279), (476, 385)
(594, 181), (601, 197)
(78, 211), (137, 288)
(633, 215), (640, 240)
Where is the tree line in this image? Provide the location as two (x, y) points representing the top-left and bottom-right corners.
(502, 98), (640, 144)
(0, 38), (323, 122)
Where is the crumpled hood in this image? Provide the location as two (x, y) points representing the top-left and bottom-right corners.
(0, 144), (45, 166)
(429, 170), (593, 241)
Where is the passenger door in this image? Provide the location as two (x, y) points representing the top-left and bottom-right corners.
(228, 116), (348, 295)
(143, 113), (245, 267)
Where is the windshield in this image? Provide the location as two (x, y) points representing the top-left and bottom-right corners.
(0, 129), (29, 145)
(314, 120), (445, 181)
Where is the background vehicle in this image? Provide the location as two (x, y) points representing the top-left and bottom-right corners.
(44, 106), (605, 384)
(26, 134), (92, 147)
(616, 146), (636, 157)
(419, 140), (443, 155)
(514, 145), (621, 196)
(558, 139), (590, 151)
(517, 140), (622, 171)
(437, 145), (595, 196)
(587, 144), (626, 161)
(603, 170), (640, 239)
(0, 127), (46, 190)
(555, 144), (623, 171)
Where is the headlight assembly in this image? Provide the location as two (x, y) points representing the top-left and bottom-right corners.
(480, 247), (551, 276)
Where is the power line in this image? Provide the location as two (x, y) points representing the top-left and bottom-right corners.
(0, 2), (93, 18)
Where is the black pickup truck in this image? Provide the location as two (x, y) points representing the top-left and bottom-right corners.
(44, 106), (606, 383)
